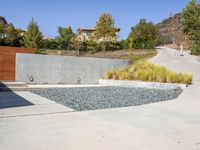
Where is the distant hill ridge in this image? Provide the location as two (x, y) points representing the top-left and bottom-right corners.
(0, 16), (7, 25)
(157, 13), (192, 50)
(157, 13), (181, 44)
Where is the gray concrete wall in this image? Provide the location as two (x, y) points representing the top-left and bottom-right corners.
(16, 54), (130, 84)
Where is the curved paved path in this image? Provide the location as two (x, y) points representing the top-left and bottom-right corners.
(0, 47), (200, 150)
(151, 47), (200, 83)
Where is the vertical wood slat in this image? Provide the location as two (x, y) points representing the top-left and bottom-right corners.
(0, 55), (3, 80)
(0, 46), (35, 81)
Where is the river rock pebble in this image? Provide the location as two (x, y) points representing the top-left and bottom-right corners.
(31, 86), (182, 111)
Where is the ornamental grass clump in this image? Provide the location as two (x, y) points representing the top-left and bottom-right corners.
(104, 60), (192, 84)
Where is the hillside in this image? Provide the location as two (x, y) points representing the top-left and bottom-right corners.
(0, 16), (7, 25)
(157, 13), (191, 50)
(157, 13), (181, 44)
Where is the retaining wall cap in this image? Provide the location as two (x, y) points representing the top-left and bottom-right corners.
(99, 79), (187, 90)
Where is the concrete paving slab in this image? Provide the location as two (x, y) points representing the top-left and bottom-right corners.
(0, 103), (199, 150)
(0, 91), (56, 109)
(0, 92), (34, 109)
(13, 91), (57, 105)
(0, 91), (74, 118)
(0, 104), (74, 118)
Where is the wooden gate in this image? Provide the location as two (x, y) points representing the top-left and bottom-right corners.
(0, 46), (34, 81)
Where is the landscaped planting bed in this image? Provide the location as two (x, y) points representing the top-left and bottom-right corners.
(104, 61), (193, 84)
(31, 86), (182, 111)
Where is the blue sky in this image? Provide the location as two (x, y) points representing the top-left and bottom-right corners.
(0, 0), (198, 39)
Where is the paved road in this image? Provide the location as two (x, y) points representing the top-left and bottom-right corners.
(151, 47), (200, 83)
(0, 47), (200, 150)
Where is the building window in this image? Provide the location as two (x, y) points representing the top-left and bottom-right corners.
(86, 32), (91, 37)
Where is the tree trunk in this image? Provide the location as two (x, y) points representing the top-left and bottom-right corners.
(77, 43), (80, 56)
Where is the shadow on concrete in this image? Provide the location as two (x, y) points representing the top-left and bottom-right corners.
(0, 82), (33, 109)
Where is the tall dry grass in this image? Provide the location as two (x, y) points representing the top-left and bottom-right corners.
(104, 61), (192, 84)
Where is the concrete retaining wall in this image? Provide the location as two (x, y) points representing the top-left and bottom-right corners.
(16, 54), (130, 84)
(99, 79), (187, 90)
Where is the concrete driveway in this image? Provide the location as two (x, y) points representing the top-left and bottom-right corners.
(0, 47), (200, 150)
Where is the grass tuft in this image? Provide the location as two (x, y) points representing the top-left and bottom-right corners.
(104, 60), (193, 84)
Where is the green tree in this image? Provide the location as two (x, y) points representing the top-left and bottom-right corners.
(57, 26), (75, 50)
(0, 24), (5, 45)
(0, 17), (24, 47)
(119, 39), (129, 49)
(41, 38), (59, 50)
(24, 18), (43, 49)
(4, 24), (19, 46)
(191, 40), (200, 55)
(128, 19), (158, 49)
(94, 13), (119, 50)
(181, 0), (200, 55)
(181, 0), (200, 41)
(155, 34), (165, 46)
(70, 36), (82, 55)
(87, 39), (97, 51)
(0, 23), (23, 47)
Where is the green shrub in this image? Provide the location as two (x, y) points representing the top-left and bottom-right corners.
(104, 60), (193, 84)
(41, 39), (59, 50)
(119, 39), (129, 49)
(133, 39), (155, 49)
(35, 49), (46, 54)
(102, 42), (121, 50)
(191, 41), (200, 55)
(80, 42), (88, 51)
(145, 40), (155, 49)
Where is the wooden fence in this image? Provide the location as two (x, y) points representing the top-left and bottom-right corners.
(0, 46), (34, 81)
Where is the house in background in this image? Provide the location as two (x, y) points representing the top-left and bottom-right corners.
(17, 29), (26, 36)
(77, 28), (120, 42)
(77, 28), (96, 41)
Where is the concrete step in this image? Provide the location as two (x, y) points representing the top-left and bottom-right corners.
(0, 87), (36, 92)
(0, 82), (27, 92)
(0, 82), (27, 88)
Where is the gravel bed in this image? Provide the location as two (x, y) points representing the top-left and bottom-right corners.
(30, 86), (182, 111)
